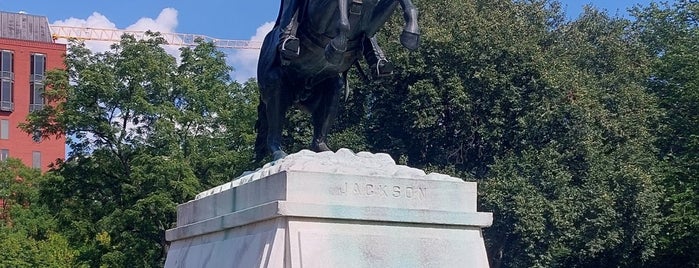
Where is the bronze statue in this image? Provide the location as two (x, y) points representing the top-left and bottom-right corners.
(255, 0), (420, 161)
(276, 0), (396, 77)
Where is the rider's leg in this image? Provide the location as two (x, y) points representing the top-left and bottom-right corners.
(363, 36), (393, 77)
(278, 0), (300, 58)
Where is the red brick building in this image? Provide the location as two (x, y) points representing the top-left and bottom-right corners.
(0, 11), (66, 171)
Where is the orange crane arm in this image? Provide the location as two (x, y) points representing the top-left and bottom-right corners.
(49, 25), (262, 50)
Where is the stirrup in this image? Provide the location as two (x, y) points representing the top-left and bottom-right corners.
(280, 36), (300, 58)
(373, 58), (394, 77)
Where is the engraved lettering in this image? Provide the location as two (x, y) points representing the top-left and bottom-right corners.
(418, 187), (426, 199)
(328, 182), (348, 195)
(378, 185), (389, 196)
(332, 182), (427, 200)
(340, 182), (347, 194)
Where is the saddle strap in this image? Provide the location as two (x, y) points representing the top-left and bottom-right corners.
(350, 0), (363, 15)
(299, 26), (363, 52)
(289, 10), (300, 38)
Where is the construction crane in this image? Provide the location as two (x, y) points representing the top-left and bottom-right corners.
(48, 25), (263, 50)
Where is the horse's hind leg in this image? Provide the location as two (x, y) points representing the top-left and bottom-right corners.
(325, 0), (350, 64)
(265, 82), (293, 160)
(254, 100), (269, 162)
(258, 67), (293, 160)
(303, 77), (342, 152)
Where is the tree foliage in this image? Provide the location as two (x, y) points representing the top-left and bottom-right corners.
(9, 0), (698, 267)
(0, 159), (77, 268)
(331, 0), (668, 267)
(633, 1), (699, 267)
(21, 33), (258, 267)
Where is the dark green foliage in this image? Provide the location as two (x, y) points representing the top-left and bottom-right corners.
(0, 159), (77, 268)
(633, 1), (699, 267)
(9, 0), (697, 267)
(21, 33), (258, 267)
(332, 1), (670, 267)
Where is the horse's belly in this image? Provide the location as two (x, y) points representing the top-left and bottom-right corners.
(286, 39), (358, 79)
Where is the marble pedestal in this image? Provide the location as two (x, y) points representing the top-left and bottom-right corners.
(164, 150), (493, 268)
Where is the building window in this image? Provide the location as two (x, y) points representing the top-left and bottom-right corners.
(0, 51), (13, 112)
(29, 82), (44, 112)
(32, 151), (41, 169)
(0, 149), (8, 161)
(0, 119), (8, 139)
(0, 51), (12, 78)
(30, 54), (46, 112)
(30, 54), (45, 82)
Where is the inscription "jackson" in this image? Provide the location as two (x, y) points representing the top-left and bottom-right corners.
(330, 182), (427, 200)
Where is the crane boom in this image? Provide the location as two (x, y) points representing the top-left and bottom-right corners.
(48, 25), (263, 50)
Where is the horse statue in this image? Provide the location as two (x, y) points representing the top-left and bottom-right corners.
(254, 0), (420, 161)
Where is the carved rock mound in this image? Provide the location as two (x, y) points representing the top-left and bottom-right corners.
(196, 148), (459, 199)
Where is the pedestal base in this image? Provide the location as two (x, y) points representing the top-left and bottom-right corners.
(165, 150), (492, 268)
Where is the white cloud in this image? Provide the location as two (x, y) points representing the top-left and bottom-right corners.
(126, 8), (178, 32)
(52, 8), (181, 58)
(51, 8), (276, 82)
(53, 12), (117, 29)
(124, 8), (182, 59)
(52, 12), (117, 52)
(229, 21), (274, 82)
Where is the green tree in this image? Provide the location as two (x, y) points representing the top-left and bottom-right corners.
(334, 1), (663, 267)
(633, 1), (699, 266)
(21, 34), (258, 267)
(0, 159), (77, 268)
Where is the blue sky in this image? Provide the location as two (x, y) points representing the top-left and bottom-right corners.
(0, 1), (657, 38)
(0, 0), (657, 81)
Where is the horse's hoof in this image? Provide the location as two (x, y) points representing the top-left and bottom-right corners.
(272, 150), (288, 161)
(324, 43), (345, 65)
(400, 31), (420, 51)
(311, 142), (332, 152)
(254, 153), (265, 163)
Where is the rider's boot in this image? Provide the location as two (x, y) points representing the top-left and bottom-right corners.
(363, 36), (393, 78)
(279, 12), (300, 59)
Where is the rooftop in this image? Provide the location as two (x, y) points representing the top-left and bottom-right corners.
(0, 11), (53, 43)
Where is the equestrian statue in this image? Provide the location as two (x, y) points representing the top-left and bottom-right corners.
(255, 0), (420, 161)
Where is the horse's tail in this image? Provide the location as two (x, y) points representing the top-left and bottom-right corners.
(253, 98), (268, 162)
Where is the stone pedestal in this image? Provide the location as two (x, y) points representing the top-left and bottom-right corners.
(164, 149), (493, 268)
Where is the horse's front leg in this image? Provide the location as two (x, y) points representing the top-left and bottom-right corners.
(325, 0), (350, 64)
(398, 0), (420, 51)
(366, 0), (419, 51)
(302, 78), (342, 153)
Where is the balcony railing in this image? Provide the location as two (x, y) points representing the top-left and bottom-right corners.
(30, 74), (44, 82)
(0, 101), (13, 112)
(29, 103), (44, 112)
(0, 71), (13, 81)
